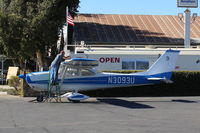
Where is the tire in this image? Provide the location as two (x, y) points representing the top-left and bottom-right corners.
(72, 100), (80, 103)
(36, 95), (44, 102)
(68, 98), (80, 103)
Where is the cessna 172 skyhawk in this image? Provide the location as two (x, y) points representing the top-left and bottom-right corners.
(19, 50), (180, 102)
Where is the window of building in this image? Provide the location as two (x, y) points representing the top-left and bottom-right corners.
(122, 59), (149, 70)
(122, 61), (135, 70)
(136, 60), (149, 70)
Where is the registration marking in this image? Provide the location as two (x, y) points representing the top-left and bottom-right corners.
(108, 76), (135, 84)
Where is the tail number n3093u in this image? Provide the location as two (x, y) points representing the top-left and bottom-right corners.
(108, 76), (135, 84)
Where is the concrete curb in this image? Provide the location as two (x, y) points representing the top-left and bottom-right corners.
(0, 91), (8, 95)
(0, 85), (14, 89)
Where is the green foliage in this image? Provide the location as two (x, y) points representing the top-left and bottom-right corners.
(12, 70), (200, 97)
(0, 0), (80, 69)
(0, 12), (26, 58)
(8, 76), (20, 90)
(82, 71), (200, 97)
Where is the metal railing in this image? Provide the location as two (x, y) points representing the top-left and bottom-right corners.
(67, 43), (200, 50)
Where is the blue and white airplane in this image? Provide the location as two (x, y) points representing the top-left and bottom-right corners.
(19, 50), (180, 102)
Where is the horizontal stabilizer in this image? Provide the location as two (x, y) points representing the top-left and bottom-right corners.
(147, 77), (173, 83)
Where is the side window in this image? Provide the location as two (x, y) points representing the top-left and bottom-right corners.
(65, 68), (79, 77)
(81, 69), (95, 76)
(59, 67), (96, 78)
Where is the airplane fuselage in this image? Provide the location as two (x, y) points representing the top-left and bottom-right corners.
(26, 71), (161, 92)
(19, 49), (179, 98)
(19, 50), (180, 102)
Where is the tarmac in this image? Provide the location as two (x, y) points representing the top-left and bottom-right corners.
(0, 95), (200, 133)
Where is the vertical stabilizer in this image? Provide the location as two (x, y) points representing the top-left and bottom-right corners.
(147, 50), (180, 79)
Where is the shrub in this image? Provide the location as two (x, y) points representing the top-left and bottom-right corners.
(8, 76), (20, 91)
(81, 71), (200, 97)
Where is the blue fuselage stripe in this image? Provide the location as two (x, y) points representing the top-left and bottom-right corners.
(25, 72), (171, 86)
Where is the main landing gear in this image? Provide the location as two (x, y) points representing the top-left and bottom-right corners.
(36, 95), (44, 102)
(35, 92), (89, 103)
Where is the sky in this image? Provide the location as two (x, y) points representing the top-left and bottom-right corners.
(78, 0), (200, 15)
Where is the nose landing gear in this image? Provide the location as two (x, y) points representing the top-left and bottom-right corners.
(36, 95), (44, 102)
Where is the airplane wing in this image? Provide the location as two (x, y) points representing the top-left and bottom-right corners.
(147, 77), (173, 83)
(62, 58), (98, 68)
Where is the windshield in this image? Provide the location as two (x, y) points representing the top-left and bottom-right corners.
(81, 69), (96, 76)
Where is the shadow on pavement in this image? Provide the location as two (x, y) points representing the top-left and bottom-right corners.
(97, 98), (155, 109)
(171, 99), (198, 103)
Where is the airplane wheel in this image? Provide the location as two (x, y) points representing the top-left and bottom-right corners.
(72, 100), (80, 103)
(36, 95), (44, 102)
(68, 98), (80, 103)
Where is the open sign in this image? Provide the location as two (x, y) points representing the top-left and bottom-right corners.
(99, 57), (120, 63)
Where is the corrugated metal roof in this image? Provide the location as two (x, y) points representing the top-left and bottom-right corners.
(74, 14), (200, 45)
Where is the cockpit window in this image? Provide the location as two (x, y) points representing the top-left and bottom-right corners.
(59, 67), (96, 78)
(63, 68), (79, 77)
(81, 69), (95, 76)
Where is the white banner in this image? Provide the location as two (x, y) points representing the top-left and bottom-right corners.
(6, 67), (19, 80)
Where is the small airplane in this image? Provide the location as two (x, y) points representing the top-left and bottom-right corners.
(19, 49), (180, 102)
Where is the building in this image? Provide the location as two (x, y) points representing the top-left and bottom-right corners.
(69, 14), (200, 71)
(73, 14), (200, 46)
(71, 47), (200, 71)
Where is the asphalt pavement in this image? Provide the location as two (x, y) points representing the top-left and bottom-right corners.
(0, 95), (200, 133)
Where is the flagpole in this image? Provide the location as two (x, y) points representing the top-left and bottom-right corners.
(64, 6), (68, 51)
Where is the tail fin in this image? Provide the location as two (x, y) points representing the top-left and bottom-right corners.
(146, 50), (180, 79)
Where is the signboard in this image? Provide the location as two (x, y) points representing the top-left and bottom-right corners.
(6, 67), (19, 80)
(177, 0), (198, 8)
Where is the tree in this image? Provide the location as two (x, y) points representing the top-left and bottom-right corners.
(0, 9), (28, 67)
(0, 0), (80, 70)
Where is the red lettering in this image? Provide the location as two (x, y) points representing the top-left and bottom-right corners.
(99, 57), (105, 63)
(99, 57), (121, 63)
(110, 58), (113, 63)
(115, 58), (120, 63)
(105, 58), (110, 62)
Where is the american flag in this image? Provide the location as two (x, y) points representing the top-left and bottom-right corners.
(67, 13), (74, 26)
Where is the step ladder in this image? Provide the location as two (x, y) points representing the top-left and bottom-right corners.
(45, 83), (61, 102)
(45, 66), (68, 102)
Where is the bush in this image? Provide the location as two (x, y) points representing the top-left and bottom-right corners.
(8, 76), (20, 90)
(81, 71), (200, 97)
(20, 70), (200, 97)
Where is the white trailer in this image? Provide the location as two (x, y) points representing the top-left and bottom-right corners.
(70, 47), (200, 71)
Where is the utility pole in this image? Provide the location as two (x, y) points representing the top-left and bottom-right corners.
(177, 0), (198, 48)
(184, 9), (191, 48)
